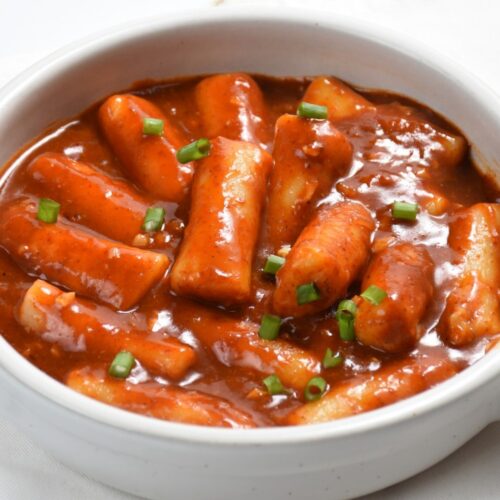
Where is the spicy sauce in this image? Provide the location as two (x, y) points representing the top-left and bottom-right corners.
(0, 75), (497, 427)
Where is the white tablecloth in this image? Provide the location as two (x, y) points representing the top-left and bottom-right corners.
(1, 1), (499, 498)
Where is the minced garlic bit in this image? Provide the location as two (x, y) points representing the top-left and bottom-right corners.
(302, 143), (322, 158)
(246, 387), (266, 400)
(132, 234), (149, 247)
(108, 247), (121, 258)
(55, 291), (76, 307)
(424, 194), (449, 216)
(277, 245), (291, 257)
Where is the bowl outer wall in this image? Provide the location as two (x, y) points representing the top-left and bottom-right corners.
(0, 358), (498, 500)
(0, 6), (500, 499)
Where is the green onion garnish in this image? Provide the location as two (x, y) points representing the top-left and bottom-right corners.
(297, 102), (328, 120)
(142, 117), (164, 136)
(361, 285), (387, 306)
(263, 374), (286, 395)
(322, 348), (344, 369)
(37, 198), (60, 224)
(259, 314), (281, 340)
(296, 282), (321, 305)
(391, 201), (419, 221)
(263, 254), (285, 275)
(177, 138), (211, 164)
(337, 299), (357, 341)
(142, 207), (165, 232)
(304, 376), (328, 402)
(338, 315), (355, 341)
(109, 351), (135, 378)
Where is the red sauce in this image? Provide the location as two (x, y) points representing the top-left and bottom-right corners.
(0, 74), (498, 428)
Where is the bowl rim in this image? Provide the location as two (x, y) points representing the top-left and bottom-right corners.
(1, 5), (500, 446)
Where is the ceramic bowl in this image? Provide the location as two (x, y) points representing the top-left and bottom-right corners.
(0, 7), (499, 499)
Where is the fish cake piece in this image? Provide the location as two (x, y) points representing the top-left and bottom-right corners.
(0, 199), (168, 309)
(273, 202), (375, 317)
(26, 152), (153, 243)
(438, 203), (500, 346)
(355, 243), (435, 353)
(99, 94), (193, 202)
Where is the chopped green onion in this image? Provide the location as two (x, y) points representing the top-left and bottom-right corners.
(109, 351), (135, 378)
(142, 117), (164, 136)
(337, 299), (357, 341)
(322, 348), (344, 369)
(177, 138), (211, 164)
(297, 101), (328, 120)
(391, 201), (419, 221)
(263, 374), (286, 395)
(296, 282), (321, 305)
(338, 299), (357, 317)
(361, 285), (387, 306)
(142, 207), (165, 232)
(338, 315), (355, 341)
(263, 254), (285, 275)
(304, 376), (328, 402)
(37, 198), (60, 224)
(259, 314), (281, 340)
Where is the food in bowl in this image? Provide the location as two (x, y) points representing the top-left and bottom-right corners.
(0, 73), (498, 428)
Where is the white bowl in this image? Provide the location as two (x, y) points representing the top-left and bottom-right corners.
(0, 7), (499, 500)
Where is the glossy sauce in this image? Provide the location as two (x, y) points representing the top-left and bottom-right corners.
(0, 75), (498, 427)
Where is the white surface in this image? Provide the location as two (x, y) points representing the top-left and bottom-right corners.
(0, 0), (499, 498)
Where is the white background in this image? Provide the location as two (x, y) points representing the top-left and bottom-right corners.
(1, 0), (499, 498)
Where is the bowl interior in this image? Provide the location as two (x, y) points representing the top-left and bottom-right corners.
(0, 8), (499, 444)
